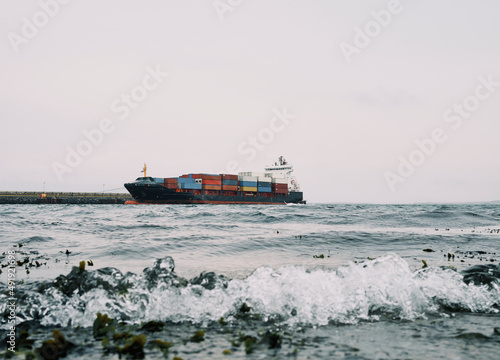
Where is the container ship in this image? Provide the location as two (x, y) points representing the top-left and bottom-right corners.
(124, 156), (305, 205)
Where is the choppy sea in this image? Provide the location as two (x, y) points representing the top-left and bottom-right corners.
(1, 203), (500, 359)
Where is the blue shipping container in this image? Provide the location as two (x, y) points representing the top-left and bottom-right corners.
(180, 183), (202, 190)
(258, 187), (272, 193)
(178, 178), (196, 184)
(240, 181), (257, 187)
(222, 179), (238, 186)
(153, 178), (164, 183)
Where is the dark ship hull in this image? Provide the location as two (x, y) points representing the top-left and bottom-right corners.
(124, 181), (304, 205)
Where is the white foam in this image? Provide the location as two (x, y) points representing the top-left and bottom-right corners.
(4, 255), (498, 328)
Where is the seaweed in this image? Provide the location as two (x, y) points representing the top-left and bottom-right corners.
(93, 313), (116, 340)
(190, 330), (205, 343)
(118, 334), (147, 358)
(141, 320), (165, 333)
(37, 330), (74, 360)
(150, 339), (172, 351)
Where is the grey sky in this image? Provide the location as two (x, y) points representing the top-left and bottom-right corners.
(1, 0), (499, 203)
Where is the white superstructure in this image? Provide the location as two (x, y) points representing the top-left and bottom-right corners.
(264, 156), (301, 192)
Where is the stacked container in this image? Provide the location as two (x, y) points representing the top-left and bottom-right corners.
(178, 177), (202, 190)
(238, 175), (258, 192)
(164, 178), (178, 189)
(271, 177), (288, 195)
(257, 176), (272, 193)
(189, 174), (221, 191)
(221, 174), (238, 191)
(191, 174), (220, 180)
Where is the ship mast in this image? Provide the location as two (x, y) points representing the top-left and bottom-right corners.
(142, 163), (147, 178)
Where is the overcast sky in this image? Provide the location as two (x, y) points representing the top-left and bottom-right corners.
(1, 0), (499, 203)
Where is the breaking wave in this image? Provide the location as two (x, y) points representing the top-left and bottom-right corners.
(2, 255), (499, 329)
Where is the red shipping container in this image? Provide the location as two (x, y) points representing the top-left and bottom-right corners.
(192, 174), (221, 180)
(220, 174), (238, 180)
(164, 178), (178, 183)
(273, 184), (288, 190)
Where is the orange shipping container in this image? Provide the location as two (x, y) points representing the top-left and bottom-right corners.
(202, 185), (221, 190)
(202, 179), (222, 185)
(222, 185), (238, 191)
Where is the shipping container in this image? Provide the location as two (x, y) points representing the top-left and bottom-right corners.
(257, 178), (272, 184)
(240, 186), (257, 192)
(164, 177), (178, 183)
(178, 178), (196, 185)
(153, 178), (164, 183)
(272, 178), (288, 184)
(202, 179), (222, 185)
(258, 187), (272, 193)
(192, 174), (221, 180)
(221, 179), (238, 186)
(238, 175), (258, 182)
(222, 185), (238, 191)
(239, 181), (257, 187)
(239, 172), (266, 178)
(273, 183), (288, 189)
(202, 185), (221, 190)
(181, 183), (202, 190)
(273, 188), (288, 192)
(220, 174), (238, 180)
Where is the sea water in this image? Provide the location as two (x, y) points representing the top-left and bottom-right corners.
(1, 203), (499, 359)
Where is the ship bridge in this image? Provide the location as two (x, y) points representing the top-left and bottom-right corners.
(264, 156), (301, 192)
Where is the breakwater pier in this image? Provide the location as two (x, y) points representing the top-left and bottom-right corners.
(0, 191), (133, 204)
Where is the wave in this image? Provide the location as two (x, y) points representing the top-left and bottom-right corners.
(2, 255), (498, 330)
(21, 236), (54, 243)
